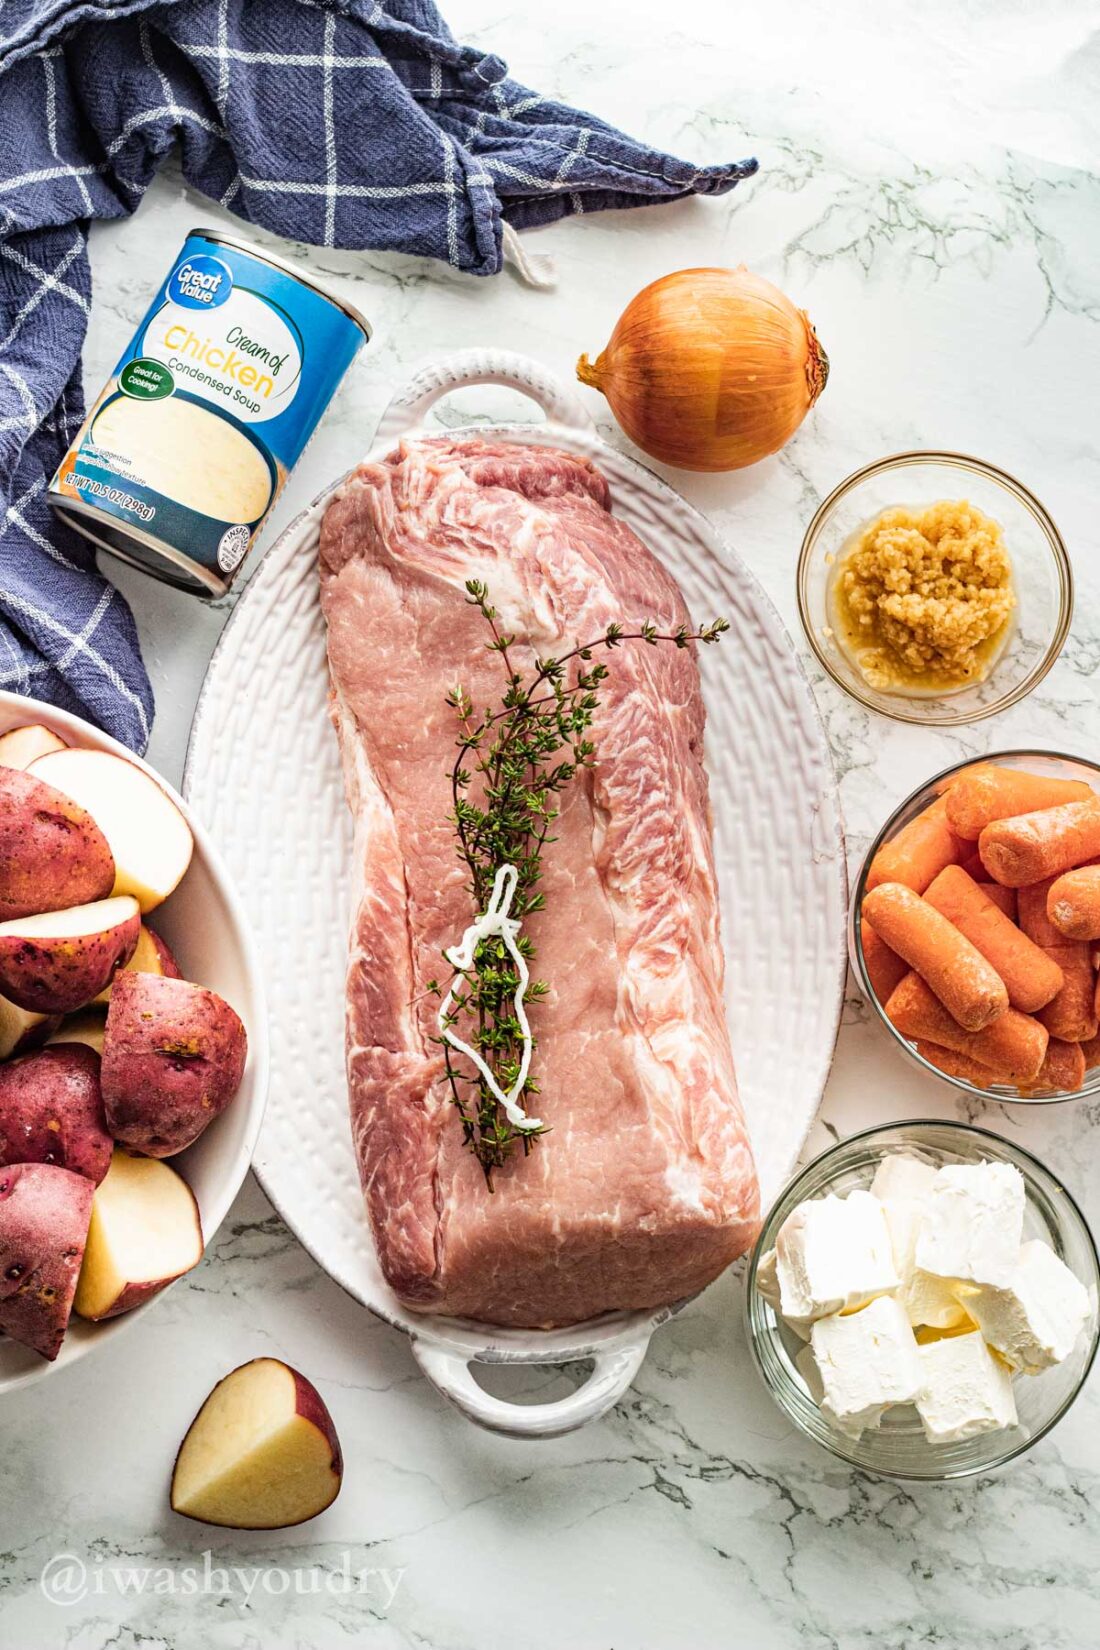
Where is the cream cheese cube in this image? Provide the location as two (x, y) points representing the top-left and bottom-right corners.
(878, 1195), (972, 1330)
(904, 1267), (972, 1331)
(955, 1240), (1092, 1373)
(915, 1331), (1018, 1442)
(761, 1247), (814, 1339)
(755, 1248), (810, 1338)
(915, 1162), (1025, 1289)
(756, 1247), (780, 1308)
(870, 1153), (938, 1204)
(793, 1343), (825, 1405)
(775, 1190), (899, 1322)
(811, 1296), (922, 1435)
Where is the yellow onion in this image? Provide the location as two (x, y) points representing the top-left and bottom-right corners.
(576, 266), (828, 472)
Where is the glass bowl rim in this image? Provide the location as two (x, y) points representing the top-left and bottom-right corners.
(796, 449), (1074, 726)
(745, 1117), (1100, 1480)
(852, 747), (1100, 1106)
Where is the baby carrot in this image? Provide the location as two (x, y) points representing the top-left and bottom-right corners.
(862, 882), (1009, 1031)
(923, 865), (1062, 1014)
(946, 767), (1092, 840)
(1080, 1034), (1100, 1071)
(979, 797), (1100, 888)
(861, 920), (907, 1005)
(1037, 943), (1098, 1043)
(1017, 877), (1064, 949)
(915, 1040), (992, 1088)
(1018, 886), (1098, 1042)
(978, 882), (1016, 921)
(885, 972), (1048, 1085)
(1024, 1037), (1086, 1095)
(866, 794), (965, 895)
(1048, 865), (1100, 941)
(959, 849), (987, 881)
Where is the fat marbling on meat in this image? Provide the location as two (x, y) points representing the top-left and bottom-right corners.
(319, 436), (759, 1327)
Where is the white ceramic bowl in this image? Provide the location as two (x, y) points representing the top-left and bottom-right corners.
(0, 692), (268, 1392)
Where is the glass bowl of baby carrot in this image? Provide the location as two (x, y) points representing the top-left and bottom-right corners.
(852, 753), (1100, 1102)
(798, 452), (1072, 725)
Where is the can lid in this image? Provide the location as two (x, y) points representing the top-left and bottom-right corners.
(188, 227), (372, 340)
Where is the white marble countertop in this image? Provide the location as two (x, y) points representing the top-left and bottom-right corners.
(4, 1), (1100, 1644)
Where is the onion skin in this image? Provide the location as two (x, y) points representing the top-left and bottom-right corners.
(576, 266), (828, 472)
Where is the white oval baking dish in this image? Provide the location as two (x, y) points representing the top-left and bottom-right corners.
(0, 692), (268, 1394)
(184, 349), (847, 1438)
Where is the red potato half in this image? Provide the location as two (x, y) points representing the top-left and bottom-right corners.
(30, 748), (193, 915)
(94, 922), (181, 1006)
(0, 724), (67, 770)
(171, 1359), (343, 1529)
(0, 1161), (93, 1360)
(0, 895), (140, 1014)
(102, 974), (248, 1157)
(0, 1045), (111, 1184)
(0, 766), (115, 922)
(73, 1149), (203, 1320)
(46, 1011), (106, 1056)
(0, 993), (59, 1059)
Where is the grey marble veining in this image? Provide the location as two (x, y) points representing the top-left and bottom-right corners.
(3, 0), (1100, 1645)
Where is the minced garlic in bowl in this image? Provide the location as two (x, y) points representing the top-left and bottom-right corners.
(830, 500), (1016, 695)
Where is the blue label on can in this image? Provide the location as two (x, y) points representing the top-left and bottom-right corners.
(50, 231), (368, 589)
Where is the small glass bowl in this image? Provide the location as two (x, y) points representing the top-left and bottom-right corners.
(852, 749), (1100, 1105)
(797, 451), (1072, 725)
(745, 1120), (1100, 1479)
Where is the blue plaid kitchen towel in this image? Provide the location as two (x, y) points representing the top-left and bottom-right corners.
(0, 0), (756, 752)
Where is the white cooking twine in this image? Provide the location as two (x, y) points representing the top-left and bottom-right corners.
(438, 863), (541, 1131)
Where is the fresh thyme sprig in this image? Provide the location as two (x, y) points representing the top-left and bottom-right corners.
(428, 580), (728, 1187)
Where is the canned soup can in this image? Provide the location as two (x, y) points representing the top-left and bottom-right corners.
(50, 228), (370, 596)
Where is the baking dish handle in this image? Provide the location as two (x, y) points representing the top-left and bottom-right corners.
(374, 348), (595, 447)
(409, 1335), (649, 1439)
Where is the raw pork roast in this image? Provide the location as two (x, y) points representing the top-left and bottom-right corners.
(319, 437), (759, 1327)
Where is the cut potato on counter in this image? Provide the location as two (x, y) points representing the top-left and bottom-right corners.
(0, 993), (58, 1060)
(0, 1046), (111, 1184)
(102, 973), (247, 1157)
(74, 1149), (203, 1320)
(0, 724), (66, 770)
(0, 895), (140, 1013)
(46, 1010), (106, 1056)
(0, 766), (115, 922)
(30, 748), (193, 913)
(171, 1359), (343, 1529)
(94, 922), (181, 1005)
(0, 1160), (93, 1359)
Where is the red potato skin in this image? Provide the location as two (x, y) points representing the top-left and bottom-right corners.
(102, 974), (248, 1157)
(0, 908), (140, 1014)
(0, 1046), (111, 1184)
(0, 1161), (93, 1359)
(0, 768), (114, 922)
(94, 922), (182, 1006)
(0, 996), (60, 1060)
(89, 1271), (186, 1321)
(147, 928), (182, 978)
(292, 1367), (344, 1486)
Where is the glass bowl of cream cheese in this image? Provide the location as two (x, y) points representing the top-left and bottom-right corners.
(797, 451), (1072, 725)
(744, 1120), (1099, 1479)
